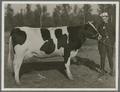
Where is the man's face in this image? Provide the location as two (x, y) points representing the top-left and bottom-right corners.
(102, 16), (109, 23)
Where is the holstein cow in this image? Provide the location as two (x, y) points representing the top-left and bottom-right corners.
(8, 21), (101, 84)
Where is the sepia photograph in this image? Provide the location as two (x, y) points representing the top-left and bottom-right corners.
(1, 1), (119, 91)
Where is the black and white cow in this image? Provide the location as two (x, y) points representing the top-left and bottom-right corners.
(8, 21), (101, 84)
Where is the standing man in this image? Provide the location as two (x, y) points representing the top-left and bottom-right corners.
(98, 12), (115, 76)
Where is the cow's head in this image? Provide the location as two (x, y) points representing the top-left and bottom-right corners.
(84, 21), (102, 40)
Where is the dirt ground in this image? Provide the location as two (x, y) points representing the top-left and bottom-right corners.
(4, 31), (115, 89)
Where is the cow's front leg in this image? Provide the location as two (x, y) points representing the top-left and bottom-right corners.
(65, 57), (73, 80)
(64, 48), (73, 80)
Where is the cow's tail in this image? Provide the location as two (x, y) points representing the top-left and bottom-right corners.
(8, 36), (14, 72)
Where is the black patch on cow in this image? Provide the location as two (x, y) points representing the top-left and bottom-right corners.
(11, 28), (27, 51)
(40, 28), (55, 54)
(40, 39), (55, 54)
(67, 26), (86, 50)
(55, 29), (62, 38)
(55, 29), (67, 49)
(40, 28), (51, 40)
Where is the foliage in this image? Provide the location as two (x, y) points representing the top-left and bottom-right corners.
(5, 4), (14, 31)
(82, 4), (92, 23)
(5, 4), (116, 32)
(53, 5), (62, 26)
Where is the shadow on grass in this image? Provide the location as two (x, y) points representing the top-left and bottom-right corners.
(72, 56), (101, 73)
(20, 57), (101, 78)
(20, 60), (67, 78)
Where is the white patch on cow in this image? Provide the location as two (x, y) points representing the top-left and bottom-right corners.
(48, 27), (58, 50)
(62, 27), (68, 35)
(62, 27), (69, 44)
(56, 47), (64, 56)
(16, 27), (47, 58)
(70, 50), (78, 58)
(23, 50), (34, 60)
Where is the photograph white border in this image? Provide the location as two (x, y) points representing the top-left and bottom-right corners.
(1, 1), (119, 91)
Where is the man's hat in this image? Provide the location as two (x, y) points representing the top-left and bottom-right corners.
(100, 12), (108, 17)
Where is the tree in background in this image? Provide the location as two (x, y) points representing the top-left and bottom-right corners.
(24, 4), (34, 26)
(82, 4), (92, 23)
(5, 4), (14, 31)
(53, 5), (62, 26)
(106, 4), (116, 26)
(70, 5), (84, 26)
(34, 4), (42, 27)
(41, 5), (51, 27)
(70, 5), (79, 26)
(77, 9), (85, 24)
(5, 4), (116, 30)
(61, 4), (72, 26)
(14, 9), (24, 27)
(5, 4), (94, 30)
(98, 4), (106, 14)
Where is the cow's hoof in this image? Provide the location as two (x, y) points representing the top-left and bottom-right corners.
(15, 79), (21, 85)
(67, 73), (74, 80)
(65, 70), (74, 80)
(68, 76), (74, 80)
(16, 81), (21, 85)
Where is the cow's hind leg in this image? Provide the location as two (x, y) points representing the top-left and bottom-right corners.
(13, 46), (25, 84)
